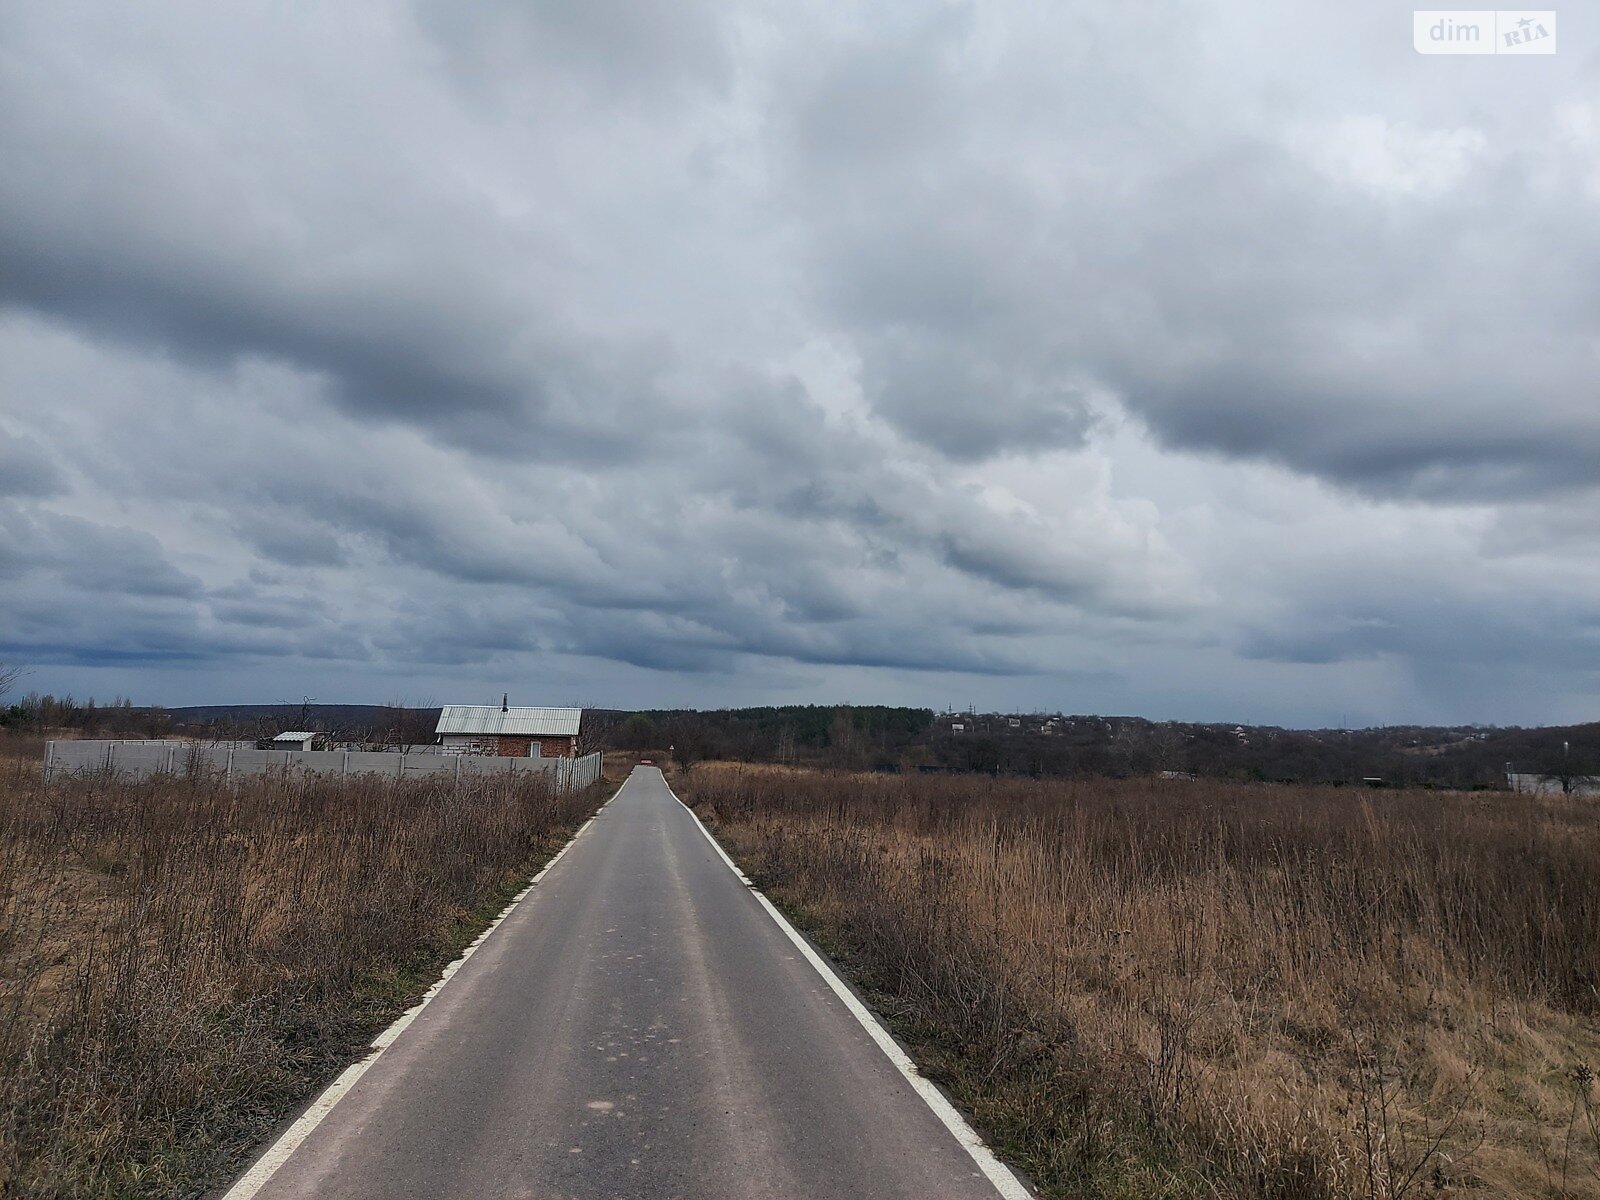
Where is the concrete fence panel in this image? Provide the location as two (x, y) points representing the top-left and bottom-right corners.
(45, 742), (603, 795)
(399, 756), (459, 778)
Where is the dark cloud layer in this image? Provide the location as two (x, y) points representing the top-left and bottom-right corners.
(0, 431), (65, 497)
(0, 2), (1596, 723)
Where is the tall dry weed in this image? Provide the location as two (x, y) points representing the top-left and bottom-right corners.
(0, 752), (603, 1198)
(683, 767), (1600, 1199)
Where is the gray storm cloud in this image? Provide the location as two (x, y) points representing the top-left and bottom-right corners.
(0, 0), (1596, 723)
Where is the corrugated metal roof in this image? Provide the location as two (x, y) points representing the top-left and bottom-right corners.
(272, 731), (319, 741)
(434, 706), (582, 737)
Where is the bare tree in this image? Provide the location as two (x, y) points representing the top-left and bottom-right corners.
(377, 695), (437, 751)
(1147, 724), (1188, 774)
(0, 662), (27, 704)
(573, 705), (619, 758)
(665, 718), (710, 774)
(670, 739), (698, 775)
(1550, 740), (1597, 797)
(248, 696), (321, 748)
(775, 722), (797, 764)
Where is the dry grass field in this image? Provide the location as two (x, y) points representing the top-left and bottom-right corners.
(680, 764), (1600, 1199)
(0, 736), (606, 1198)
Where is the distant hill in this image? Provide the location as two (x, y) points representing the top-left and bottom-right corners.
(164, 703), (440, 724)
(162, 704), (442, 740)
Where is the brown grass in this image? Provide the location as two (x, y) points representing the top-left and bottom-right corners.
(0, 744), (606, 1198)
(681, 765), (1600, 1199)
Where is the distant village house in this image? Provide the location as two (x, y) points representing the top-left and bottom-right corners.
(435, 699), (581, 758)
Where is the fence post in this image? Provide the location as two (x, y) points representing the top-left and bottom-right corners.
(226, 747), (234, 787)
(107, 742), (116, 774)
(343, 750), (349, 780)
(167, 745), (176, 774)
(454, 755), (461, 785)
(44, 740), (53, 782)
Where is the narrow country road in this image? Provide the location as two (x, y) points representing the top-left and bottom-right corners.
(229, 767), (1027, 1200)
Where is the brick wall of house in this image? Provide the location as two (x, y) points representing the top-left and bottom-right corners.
(444, 734), (577, 758)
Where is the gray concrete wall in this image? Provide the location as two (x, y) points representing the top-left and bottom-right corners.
(44, 741), (601, 791)
(1507, 771), (1600, 797)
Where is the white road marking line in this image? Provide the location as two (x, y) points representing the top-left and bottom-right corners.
(670, 779), (1034, 1200)
(221, 782), (625, 1200)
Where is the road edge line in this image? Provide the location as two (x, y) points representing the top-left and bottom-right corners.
(219, 778), (625, 1200)
(669, 782), (1034, 1200)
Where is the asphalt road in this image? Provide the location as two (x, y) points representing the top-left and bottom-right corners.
(232, 767), (1026, 1200)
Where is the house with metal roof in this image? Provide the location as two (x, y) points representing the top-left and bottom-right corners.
(435, 697), (582, 758)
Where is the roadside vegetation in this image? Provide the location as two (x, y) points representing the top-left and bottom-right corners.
(0, 735), (606, 1198)
(681, 763), (1600, 1199)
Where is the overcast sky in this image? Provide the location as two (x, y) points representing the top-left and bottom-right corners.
(2, 2), (1596, 725)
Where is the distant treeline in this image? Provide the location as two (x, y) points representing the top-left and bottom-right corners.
(918, 714), (1600, 789)
(0, 699), (440, 750)
(606, 705), (933, 766)
(602, 705), (1599, 789)
(1, 693), (173, 739)
(5, 690), (1594, 788)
